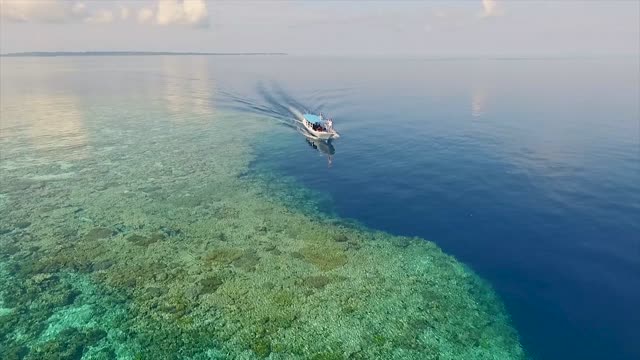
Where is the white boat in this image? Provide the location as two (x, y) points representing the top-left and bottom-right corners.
(301, 113), (340, 140)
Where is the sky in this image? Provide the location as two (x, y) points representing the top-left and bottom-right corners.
(0, 0), (638, 56)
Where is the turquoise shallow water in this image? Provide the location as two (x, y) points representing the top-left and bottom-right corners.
(0, 57), (525, 359)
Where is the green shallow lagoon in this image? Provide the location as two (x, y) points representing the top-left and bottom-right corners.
(0, 59), (524, 359)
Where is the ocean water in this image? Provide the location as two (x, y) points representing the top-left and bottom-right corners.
(0, 55), (638, 360)
(230, 57), (640, 360)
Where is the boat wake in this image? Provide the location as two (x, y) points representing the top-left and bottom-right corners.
(218, 82), (337, 140)
(218, 82), (338, 165)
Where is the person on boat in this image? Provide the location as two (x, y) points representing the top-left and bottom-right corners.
(326, 118), (333, 130)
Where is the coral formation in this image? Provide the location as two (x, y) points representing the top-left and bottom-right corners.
(295, 245), (348, 271)
(0, 106), (526, 359)
(84, 228), (114, 241)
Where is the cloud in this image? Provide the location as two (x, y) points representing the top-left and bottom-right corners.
(0, 0), (86, 23)
(72, 3), (87, 16)
(481, 0), (504, 17)
(138, 7), (155, 24)
(120, 6), (130, 21)
(137, 0), (209, 27)
(85, 10), (114, 24)
(0, 0), (120, 25)
(434, 10), (446, 19)
(181, 0), (208, 27)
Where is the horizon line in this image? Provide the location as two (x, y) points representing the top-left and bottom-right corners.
(1, 51), (637, 60)
(0, 51), (289, 57)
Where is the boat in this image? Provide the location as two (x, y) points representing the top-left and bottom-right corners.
(300, 113), (340, 140)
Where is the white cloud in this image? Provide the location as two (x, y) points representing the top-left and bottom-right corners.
(85, 10), (114, 24)
(182, 0), (208, 27)
(156, 0), (181, 25)
(153, 0), (209, 27)
(120, 6), (130, 21)
(481, 0), (504, 17)
(138, 7), (155, 24)
(72, 3), (87, 16)
(0, 0), (123, 25)
(0, 0), (85, 23)
(0, 1), (208, 28)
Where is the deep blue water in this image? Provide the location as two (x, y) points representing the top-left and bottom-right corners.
(215, 57), (640, 360)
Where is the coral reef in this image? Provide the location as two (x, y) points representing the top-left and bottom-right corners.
(28, 327), (107, 360)
(295, 245), (348, 271)
(0, 108), (526, 359)
(84, 228), (114, 241)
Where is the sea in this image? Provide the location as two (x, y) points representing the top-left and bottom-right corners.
(0, 55), (638, 360)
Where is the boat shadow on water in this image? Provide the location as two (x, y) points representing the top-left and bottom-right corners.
(305, 136), (335, 168)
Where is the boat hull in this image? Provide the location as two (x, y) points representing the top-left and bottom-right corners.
(302, 118), (339, 140)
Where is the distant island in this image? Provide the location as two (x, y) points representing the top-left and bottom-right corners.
(1, 51), (288, 57)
